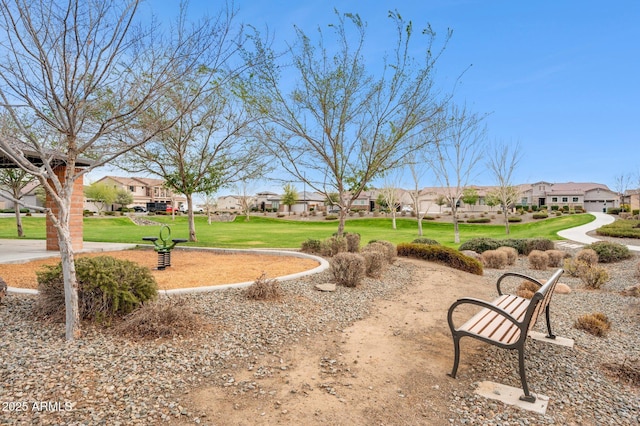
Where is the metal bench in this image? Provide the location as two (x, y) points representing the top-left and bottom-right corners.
(447, 268), (564, 403)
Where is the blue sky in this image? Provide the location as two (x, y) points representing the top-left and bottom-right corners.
(93, 0), (639, 192)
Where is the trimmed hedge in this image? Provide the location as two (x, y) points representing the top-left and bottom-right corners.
(398, 243), (483, 275)
(411, 237), (441, 245)
(466, 217), (491, 223)
(595, 219), (640, 239)
(458, 237), (554, 255)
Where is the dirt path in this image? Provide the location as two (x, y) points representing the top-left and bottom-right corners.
(174, 259), (496, 425)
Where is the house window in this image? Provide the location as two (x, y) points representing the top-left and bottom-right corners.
(562, 197), (568, 202)
(551, 197), (557, 202)
(572, 197), (579, 202)
(521, 198), (528, 205)
(129, 185), (134, 192)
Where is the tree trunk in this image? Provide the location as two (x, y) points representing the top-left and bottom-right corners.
(187, 195), (197, 242)
(452, 207), (460, 244)
(337, 208), (347, 236)
(503, 211), (511, 235)
(391, 210), (397, 230)
(417, 216), (423, 237)
(13, 200), (23, 237)
(48, 199), (81, 340)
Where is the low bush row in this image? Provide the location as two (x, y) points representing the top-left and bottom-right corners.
(397, 243), (483, 275)
(595, 219), (640, 239)
(458, 237), (555, 255)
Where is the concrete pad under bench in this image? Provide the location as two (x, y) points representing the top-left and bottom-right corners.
(529, 331), (575, 348)
(475, 381), (550, 415)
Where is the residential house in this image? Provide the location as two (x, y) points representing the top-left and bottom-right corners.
(87, 176), (186, 212)
(519, 182), (619, 212)
(216, 195), (242, 211)
(623, 188), (640, 212)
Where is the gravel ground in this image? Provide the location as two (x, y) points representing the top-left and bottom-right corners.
(1, 241), (639, 425)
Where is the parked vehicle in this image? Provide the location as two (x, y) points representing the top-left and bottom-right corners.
(133, 206), (146, 212)
(146, 202), (167, 212)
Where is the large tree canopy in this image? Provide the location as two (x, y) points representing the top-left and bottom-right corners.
(244, 10), (450, 234)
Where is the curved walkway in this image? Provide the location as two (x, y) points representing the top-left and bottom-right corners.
(557, 212), (640, 251)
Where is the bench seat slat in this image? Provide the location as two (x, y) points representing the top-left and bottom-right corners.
(459, 295), (530, 345)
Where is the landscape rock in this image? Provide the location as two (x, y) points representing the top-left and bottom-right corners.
(315, 283), (336, 292)
(555, 282), (572, 294)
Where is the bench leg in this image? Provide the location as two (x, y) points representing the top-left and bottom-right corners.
(448, 335), (461, 378)
(517, 347), (536, 403)
(545, 306), (556, 339)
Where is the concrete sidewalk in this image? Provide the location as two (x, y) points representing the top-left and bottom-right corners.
(0, 239), (138, 264)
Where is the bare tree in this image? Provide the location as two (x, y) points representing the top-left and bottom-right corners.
(236, 181), (256, 221)
(118, 4), (269, 241)
(427, 104), (487, 243)
(486, 141), (522, 234)
(407, 157), (428, 236)
(0, 168), (35, 236)
(613, 173), (631, 211)
(244, 11), (449, 235)
(377, 172), (403, 230)
(0, 0), (220, 340)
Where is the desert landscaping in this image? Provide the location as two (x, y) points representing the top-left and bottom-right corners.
(1, 237), (639, 425)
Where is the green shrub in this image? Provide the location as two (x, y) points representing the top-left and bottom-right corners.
(523, 238), (555, 255)
(480, 249), (508, 269)
(574, 312), (611, 336)
(466, 217), (491, 223)
(497, 239), (527, 254)
(300, 238), (322, 254)
(607, 208), (621, 215)
(398, 243), (483, 275)
(245, 272), (282, 300)
(579, 265), (610, 289)
(458, 238), (501, 254)
(330, 253), (366, 287)
(35, 256), (157, 323)
(345, 232), (361, 253)
(595, 220), (640, 239)
(528, 250), (549, 270)
(325, 215), (338, 220)
(586, 241), (632, 263)
(532, 211), (549, 219)
(362, 250), (387, 278)
(320, 236), (348, 257)
(507, 216), (522, 222)
(411, 238), (441, 245)
(563, 258), (585, 277)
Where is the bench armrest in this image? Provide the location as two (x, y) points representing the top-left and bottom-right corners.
(447, 297), (523, 331)
(496, 272), (543, 296)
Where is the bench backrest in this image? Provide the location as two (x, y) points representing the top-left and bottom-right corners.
(524, 268), (564, 332)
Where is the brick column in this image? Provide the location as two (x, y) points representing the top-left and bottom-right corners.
(46, 166), (84, 251)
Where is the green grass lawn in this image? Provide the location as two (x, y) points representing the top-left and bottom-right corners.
(0, 213), (595, 249)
